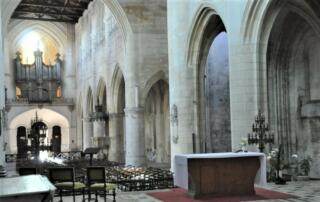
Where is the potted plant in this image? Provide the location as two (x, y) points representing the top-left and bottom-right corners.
(297, 156), (312, 181)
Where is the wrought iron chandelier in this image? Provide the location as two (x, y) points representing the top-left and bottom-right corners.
(247, 110), (274, 152)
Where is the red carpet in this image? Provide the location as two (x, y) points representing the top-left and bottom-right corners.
(148, 187), (298, 202)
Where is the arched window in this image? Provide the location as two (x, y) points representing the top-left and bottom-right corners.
(18, 31), (44, 64)
(17, 31), (58, 64)
(16, 86), (22, 98)
(56, 86), (62, 98)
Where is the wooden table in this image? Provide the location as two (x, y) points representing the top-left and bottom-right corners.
(0, 175), (56, 202)
(174, 152), (266, 198)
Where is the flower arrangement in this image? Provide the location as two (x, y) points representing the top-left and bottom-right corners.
(239, 138), (248, 151)
(266, 145), (287, 184)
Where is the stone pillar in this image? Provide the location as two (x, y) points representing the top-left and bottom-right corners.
(83, 118), (93, 149)
(0, 2), (4, 164)
(63, 24), (76, 99)
(124, 107), (145, 166)
(92, 120), (109, 159)
(93, 120), (106, 138)
(108, 113), (124, 162)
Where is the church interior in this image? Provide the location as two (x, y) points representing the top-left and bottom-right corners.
(0, 0), (320, 201)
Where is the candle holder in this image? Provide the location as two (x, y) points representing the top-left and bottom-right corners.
(248, 110), (274, 152)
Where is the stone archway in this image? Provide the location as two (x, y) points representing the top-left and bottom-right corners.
(144, 79), (170, 165)
(188, 7), (231, 153)
(83, 87), (94, 149)
(109, 66), (125, 163)
(8, 108), (69, 154)
(260, 0), (320, 178)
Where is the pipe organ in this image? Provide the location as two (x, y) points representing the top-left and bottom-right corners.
(14, 50), (63, 102)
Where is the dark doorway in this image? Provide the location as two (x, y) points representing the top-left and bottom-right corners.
(29, 121), (47, 157)
(52, 125), (62, 155)
(17, 126), (27, 158)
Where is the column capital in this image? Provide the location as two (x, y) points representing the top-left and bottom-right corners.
(108, 112), (125, 119)
(124, 107), (144, 114)
(83, 117), (91, 122)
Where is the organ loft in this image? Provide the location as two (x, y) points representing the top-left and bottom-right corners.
(14, 50), (62, 103)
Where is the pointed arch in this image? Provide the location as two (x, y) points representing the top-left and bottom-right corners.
(2, 0), (22, 33)
(186, 4), (228, 67)
(8, 21), (67, 54)
(86, 87), (94, 115)
(110, 64), (125, 113)
(186, 6), (231, 153)
(96, 77), (107, 104)
(242, 0), (320, 43)
(100, 0), (133, 43)
(144, 79), (170, 164)
(141, 70), (168, 106)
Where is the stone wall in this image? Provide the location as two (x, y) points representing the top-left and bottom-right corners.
(205, 32), (231, 152)
(75, 0), (168, 165)
(167, 0), (252, 169)
(75, 0), (125, 155)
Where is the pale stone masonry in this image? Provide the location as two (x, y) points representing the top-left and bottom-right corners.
(0, 0), (319, 179)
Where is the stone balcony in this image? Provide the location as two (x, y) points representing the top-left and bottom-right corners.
(5, 98), (74, 108)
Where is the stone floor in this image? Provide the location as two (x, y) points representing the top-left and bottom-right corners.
(252, 180), (320, 202)
(5, 162), (320, 201)
(51, 180), (320, 202)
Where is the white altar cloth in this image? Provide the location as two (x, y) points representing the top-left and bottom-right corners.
(0, 175), (56, 202)
(174, 152), (266, 190)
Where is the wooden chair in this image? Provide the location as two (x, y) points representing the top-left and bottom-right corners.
(18, 167), (37, 176)
(49, 167), (85, 202)
(87, 167), (116, 202)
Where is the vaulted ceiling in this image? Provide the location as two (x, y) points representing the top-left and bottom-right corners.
(11, 0), (94, 24)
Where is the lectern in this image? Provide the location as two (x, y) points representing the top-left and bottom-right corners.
(83, 147), (100, 166)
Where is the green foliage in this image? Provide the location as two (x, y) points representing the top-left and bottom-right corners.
(299, 156), (312, 176)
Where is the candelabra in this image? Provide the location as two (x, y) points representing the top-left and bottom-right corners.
(27, 112), (49, 158)
(248, 110), (274, 152)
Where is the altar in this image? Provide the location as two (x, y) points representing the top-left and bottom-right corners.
(174, 152), (266, 198)
(0, 175), (56, 202)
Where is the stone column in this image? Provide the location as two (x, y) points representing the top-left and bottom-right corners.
(123, 33), (146, 166)
(108, 113), (124, 163)
(63, 24), (76, 99)
(0, 2), (5, 164)
(83, 118), (93, 149)
(93, 120), (106, 138)
(92, 120), (108, 159)
(124, 107), (145, 166)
